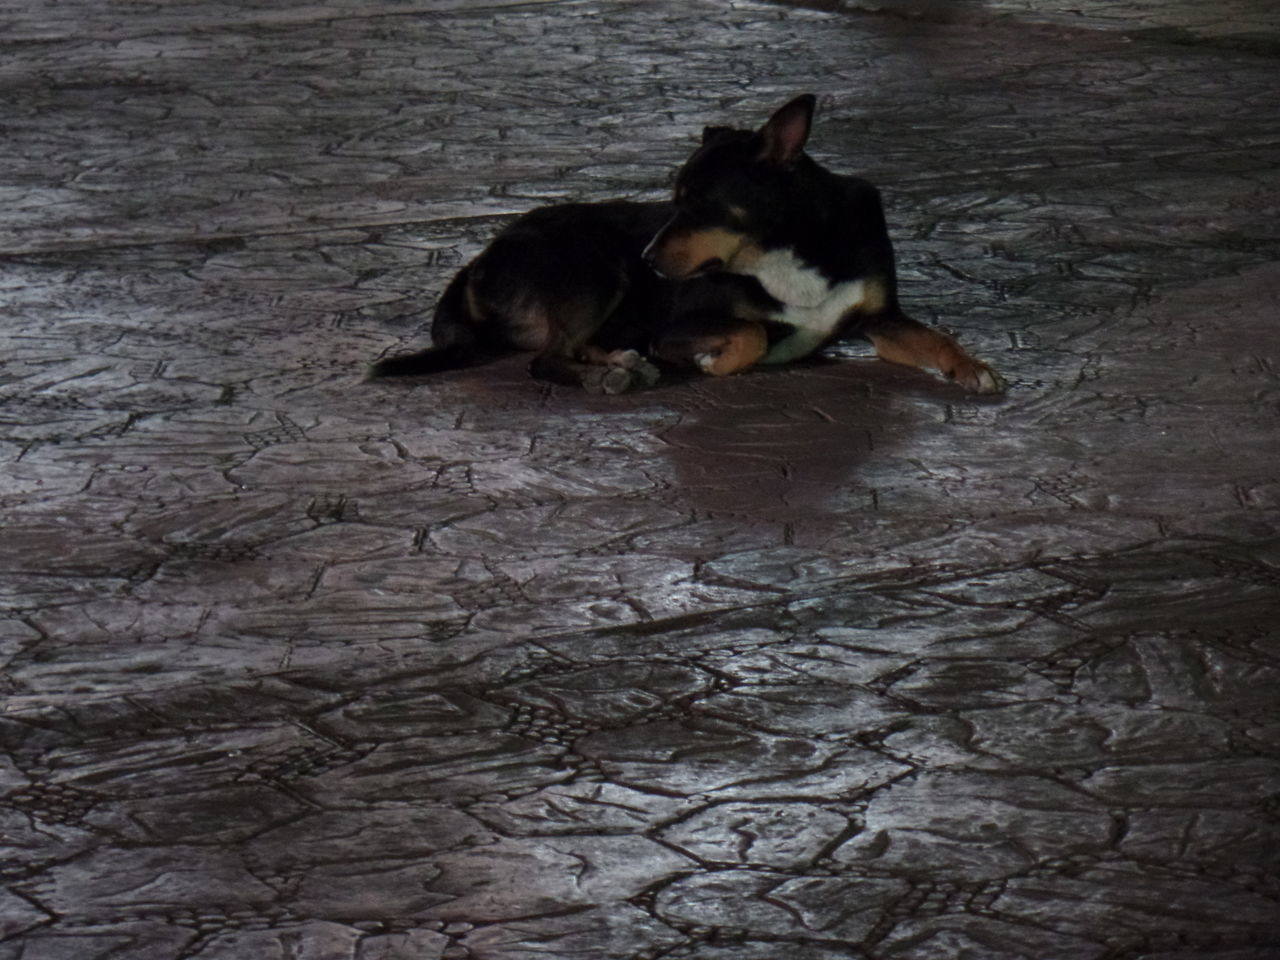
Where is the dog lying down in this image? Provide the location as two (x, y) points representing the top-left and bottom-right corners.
(370, 94), (1002, 395)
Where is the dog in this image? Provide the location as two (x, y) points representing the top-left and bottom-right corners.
(369, 94), (1002, 395)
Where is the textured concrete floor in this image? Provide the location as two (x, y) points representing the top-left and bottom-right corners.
(3, 1), (1280, 957)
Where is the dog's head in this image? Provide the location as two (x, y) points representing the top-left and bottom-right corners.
(643, 94), (818, 281)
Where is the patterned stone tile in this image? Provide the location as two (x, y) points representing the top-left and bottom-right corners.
(2, 0), (1279, 957)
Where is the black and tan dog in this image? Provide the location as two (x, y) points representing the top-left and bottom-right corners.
(370, 95), (1001, 395)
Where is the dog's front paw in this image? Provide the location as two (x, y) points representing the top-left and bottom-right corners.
(692, 338), (752, 376)
(948, 357), (1005, 395)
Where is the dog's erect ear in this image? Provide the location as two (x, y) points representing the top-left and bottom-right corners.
(702, 125), (735, 144)
(758, 94), (816, 166)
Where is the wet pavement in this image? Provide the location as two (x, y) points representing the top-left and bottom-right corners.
(3, 0), (1280, 957)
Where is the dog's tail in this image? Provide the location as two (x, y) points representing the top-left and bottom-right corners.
(368, 342), (476, 378)
(368, 266), (491, 378)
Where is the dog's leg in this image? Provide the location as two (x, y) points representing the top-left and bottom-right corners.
(695, 322), (768, 376)
(527, 295), (659, 394)
(863, 312), (1003, 394)
(653, 319), (768, 376)
(528, 351), (592, 387)
(760, 324), (834, 366)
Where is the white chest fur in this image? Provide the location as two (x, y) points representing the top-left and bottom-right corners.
(738, 249), (868, 365)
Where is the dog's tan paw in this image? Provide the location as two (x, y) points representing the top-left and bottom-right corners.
(693, 335), (765, 376)
(948, 358), (1005, 394)
(695, 352), (720, 374)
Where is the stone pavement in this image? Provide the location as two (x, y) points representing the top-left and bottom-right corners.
(2, 0), (1280, 957)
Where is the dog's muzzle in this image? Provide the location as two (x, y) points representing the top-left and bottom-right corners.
(643, 235), (722, 280)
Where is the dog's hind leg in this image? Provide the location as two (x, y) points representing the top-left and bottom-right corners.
(530, 337), (656, 394)
(530, 353), (653, 394)
(862, 311), (1003, 394)
(526, 286), (660, 394)
(369, 266), (491, 377)
(579, 345), (661, 388)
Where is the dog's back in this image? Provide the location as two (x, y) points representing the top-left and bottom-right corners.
(369, 202), (672, 381)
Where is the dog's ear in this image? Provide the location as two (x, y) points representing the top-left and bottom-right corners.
(758, 94), (816, 166)
(701, 125), (734, 144)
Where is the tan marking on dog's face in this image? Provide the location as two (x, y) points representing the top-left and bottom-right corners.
(648, 227), (754, 279)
